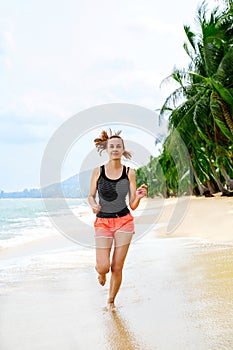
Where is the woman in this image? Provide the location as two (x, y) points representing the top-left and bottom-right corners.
(88, 129), (147, 309)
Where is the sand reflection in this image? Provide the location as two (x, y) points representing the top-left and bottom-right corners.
(104, 309), (145, 350)
(185, 244), (233, 348)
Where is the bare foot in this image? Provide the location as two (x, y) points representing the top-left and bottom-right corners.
(107, 298), (116, 311)
(98, 274), (106, 286)
(108, 302), (116, 312)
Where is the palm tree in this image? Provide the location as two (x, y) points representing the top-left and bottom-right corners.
(159, 0), (233, 196)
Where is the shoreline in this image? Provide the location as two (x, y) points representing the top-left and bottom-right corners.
(1, 195), (232, 257)
(0, 196), (233, 349)
(136, 195), (233, 244)
(1, 236), (233, 349)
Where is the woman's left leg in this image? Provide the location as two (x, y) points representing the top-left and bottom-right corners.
(95, 237), (113, 286)
(108, 232), (133, 307)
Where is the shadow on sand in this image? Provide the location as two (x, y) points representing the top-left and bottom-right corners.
(103, 308), (148, 350)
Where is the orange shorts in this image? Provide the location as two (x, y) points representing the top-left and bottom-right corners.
(94, 213), (134, 238)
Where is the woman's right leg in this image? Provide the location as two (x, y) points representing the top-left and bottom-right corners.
(108, 232), (133, 306)
(95, 237), (113, 286)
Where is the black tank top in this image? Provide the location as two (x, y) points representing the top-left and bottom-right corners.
(96, 165), (130, 218)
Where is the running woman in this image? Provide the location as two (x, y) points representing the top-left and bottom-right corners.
(88, 129), (147, 309)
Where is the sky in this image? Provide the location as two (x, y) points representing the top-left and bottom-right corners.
(0, 0), (211, 191)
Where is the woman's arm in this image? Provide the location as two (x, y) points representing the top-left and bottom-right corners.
(128, 168), (147, 210)
(88, 167), (101, 214)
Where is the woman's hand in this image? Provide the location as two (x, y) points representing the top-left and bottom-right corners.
(91, 204), (101, 214)
(136, 184), (148, 199)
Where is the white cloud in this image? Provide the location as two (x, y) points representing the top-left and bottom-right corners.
(0, 19), (15, 69)
(0, 0), (202, 190)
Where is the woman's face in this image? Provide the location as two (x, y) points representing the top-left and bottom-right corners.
(107, 137), (124, 160)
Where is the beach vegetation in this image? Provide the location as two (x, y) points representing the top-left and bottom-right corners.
(136, 0), (233, 197)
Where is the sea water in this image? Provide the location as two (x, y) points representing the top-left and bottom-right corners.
(0, 198), (92, 248)
(0, 197), (159, 293)
(0, 198), (95, 293)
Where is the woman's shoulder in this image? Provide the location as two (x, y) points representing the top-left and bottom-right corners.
(91, 166), (101, 179)
(127, 167), (136, 179)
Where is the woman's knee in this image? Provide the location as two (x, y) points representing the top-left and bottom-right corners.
(95, 263), (110, 275)
(111, 263), (123, 274)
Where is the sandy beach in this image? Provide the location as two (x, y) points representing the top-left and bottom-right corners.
(0, 196), (233, 350)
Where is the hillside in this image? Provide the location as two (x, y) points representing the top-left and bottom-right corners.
(0, 170), (92, 198)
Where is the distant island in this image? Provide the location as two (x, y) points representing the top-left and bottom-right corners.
(0, 170), (91, 198)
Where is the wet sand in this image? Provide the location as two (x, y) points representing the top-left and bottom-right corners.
(0, 196), (233, 349)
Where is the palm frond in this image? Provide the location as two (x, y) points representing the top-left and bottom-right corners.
(215, 49), (233, 88)
(159, 86), (187, 116)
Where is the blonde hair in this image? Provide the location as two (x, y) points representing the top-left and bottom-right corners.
(94, 129), (132, 159)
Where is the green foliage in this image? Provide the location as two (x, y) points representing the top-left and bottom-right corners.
(139, 0), (233, 197)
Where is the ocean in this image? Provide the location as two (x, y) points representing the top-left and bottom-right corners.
(0, 198), (92, 248)
(0, 197), (156, 294)
(0, 198), (96, 293)
(0, 197), (161, 252)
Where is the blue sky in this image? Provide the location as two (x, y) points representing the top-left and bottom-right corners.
(0, 0), (207, 191)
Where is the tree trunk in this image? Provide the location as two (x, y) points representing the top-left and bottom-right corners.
(190, 161), (209, 196)
(206, 180), (216, 194)
(209, 162), (233, 195)
(209, 162), (225, 191)
(213, 92), (233, 135)
(221, 165), (233, 190)
(221, 100), (233, 135)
